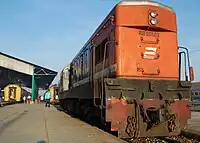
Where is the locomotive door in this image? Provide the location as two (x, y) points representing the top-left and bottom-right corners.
(92, 44), (105, 121)
(9, 87), (16, 101)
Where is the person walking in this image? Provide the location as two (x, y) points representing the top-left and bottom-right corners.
(44, 89), (51, 107)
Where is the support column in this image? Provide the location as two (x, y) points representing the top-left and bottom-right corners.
(32, 69), (35, 102)
(35, 83), (38, 100)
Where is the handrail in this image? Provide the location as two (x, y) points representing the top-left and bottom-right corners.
(101, 41), (117, 109)
(179, 51), (188, 81)
(92, 45), (99, 107)
(178, 46), (191, 81)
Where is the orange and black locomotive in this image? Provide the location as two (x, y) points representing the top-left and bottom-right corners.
(59, 0), (194, 139)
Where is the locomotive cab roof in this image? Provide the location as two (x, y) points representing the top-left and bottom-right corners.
(118, 0), (173, 12)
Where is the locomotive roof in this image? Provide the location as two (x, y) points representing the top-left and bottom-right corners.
(70, 0), (174, 64)
(119, 0), (173, 12)
(61, 64), (70, 73)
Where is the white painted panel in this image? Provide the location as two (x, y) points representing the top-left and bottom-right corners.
(60, 64), (70, 91)
(0, 54), (33, 75)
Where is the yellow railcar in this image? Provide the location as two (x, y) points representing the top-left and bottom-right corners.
(4, 84), (30, 103)
(49, 85), (59, 104)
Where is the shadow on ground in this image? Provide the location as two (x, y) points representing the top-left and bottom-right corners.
(37, 140), (47, 143)
(0, 110), (28, 136)
(53, 104), (118, 133)
(53, 104), (78, 118)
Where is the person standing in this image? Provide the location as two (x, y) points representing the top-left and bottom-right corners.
(23, 96), (26, 104)
(44, 89), (51, 107)
(27, 95), (31, 104)
(0, 96), (2, 107)
(38, 96), (41, 104)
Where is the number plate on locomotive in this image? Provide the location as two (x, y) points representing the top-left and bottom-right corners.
(139, 31), (159, 37)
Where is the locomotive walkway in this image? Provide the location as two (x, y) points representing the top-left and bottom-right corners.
(0, 104), (126, 143)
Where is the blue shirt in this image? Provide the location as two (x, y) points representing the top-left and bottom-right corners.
(44, 91), (51, 100)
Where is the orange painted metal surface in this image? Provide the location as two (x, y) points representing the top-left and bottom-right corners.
(106, 98), (128, 131)
(171, 100), (191, 125)
(115, 4), (178, 80)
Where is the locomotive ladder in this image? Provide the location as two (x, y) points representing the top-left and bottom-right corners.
(92, 40), (117, 109)
(100, 41), (117, 109)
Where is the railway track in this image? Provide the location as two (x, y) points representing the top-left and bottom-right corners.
(127, 135), (199, 143)
(0, 101), (16, 107)
(160, 135), (199, 143)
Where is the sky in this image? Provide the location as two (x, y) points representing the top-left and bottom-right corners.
(0, 0), (200, 84)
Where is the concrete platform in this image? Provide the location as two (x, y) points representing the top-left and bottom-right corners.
(0, 104), (126, 143)
(185, 111), (200, 133)
(181, 111), (200, 141)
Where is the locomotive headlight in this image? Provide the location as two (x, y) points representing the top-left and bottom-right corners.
(150, 10), (157, 18)
(150, 18), (157, 25)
